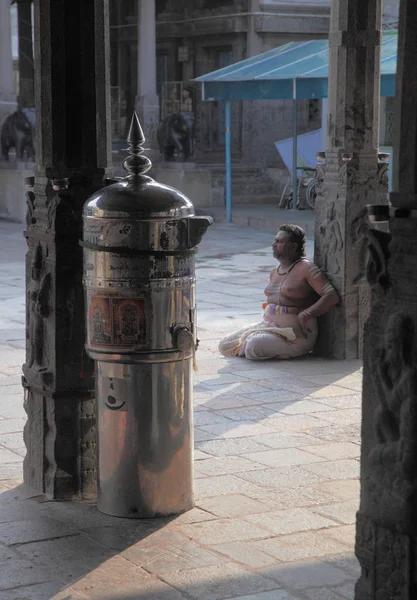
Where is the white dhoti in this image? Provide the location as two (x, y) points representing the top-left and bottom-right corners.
(218, 315), (318, 361)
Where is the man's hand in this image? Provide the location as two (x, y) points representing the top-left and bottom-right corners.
(298, 310), (312, 334)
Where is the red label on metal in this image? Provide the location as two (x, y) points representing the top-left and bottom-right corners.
(88, 294), (146, 347)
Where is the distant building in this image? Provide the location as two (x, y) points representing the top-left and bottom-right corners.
(110, 0), (398, 173)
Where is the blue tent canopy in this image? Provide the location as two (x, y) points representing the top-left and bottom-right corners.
(195, 32), (397, 100)
(193, 32), (398, 220)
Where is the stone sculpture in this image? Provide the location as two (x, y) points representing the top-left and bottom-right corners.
(157, 113), (193, 161)
(1, 108), (35, 161)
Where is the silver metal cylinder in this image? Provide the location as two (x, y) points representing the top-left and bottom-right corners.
(96, 360), (193, 518)
(81, 113), (212, 518)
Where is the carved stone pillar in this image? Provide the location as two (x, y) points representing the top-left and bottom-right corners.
(23, 0), (112, 500)
(356, 1), (417, 597)
(136, 0), (159, 154)
(0, 0), (17, 125)
(314, 0), (388, 359)
(16, 0), (35, 107)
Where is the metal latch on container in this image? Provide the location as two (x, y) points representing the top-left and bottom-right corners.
(172, 325), (195, 353)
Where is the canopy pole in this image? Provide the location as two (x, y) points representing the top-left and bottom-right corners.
(225, 100), (232, 223)
(292, 79), (298, 210)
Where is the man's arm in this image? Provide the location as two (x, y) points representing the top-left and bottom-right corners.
(298, 263), (339, 327)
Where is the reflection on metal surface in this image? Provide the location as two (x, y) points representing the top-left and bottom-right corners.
(82, 113), (212, 518)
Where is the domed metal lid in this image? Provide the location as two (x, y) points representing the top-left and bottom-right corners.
(84, 113), (195, 220)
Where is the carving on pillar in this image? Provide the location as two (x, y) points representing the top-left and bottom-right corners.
(318, 201), (343, 275)
(356, 514), (411, 599)
(25, 243), (52, 376)
(368, 312), (417, 493)
(25, 190), (36, 228)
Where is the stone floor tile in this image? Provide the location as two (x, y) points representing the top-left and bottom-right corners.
(0, 544), (18, 561)
(0, 445), (24, 463)
(197, 394), (272, 411)
(251, 379), (320, 397)
(194, 410), (234, 427)
(260, 414), (331, 432)
(226, 592), (299, 600)
(197, 494), (271, 518)
(0, 462), (23, 480)
(0, 418), (26, 435)
(169, 507), (218, 525)
(310, 394), (361, 410)
(179, 517), (271, 545)
(0, 404), (26, 420)
(195, 449), (213, 460)
(51, 587), (88, 600)
(75, 562), (187, 599)
(195, 474), (267, 499)
(298, 372), (362, 387)
(262, 559), (351, 590)
(244, 508), (338, 535)
(313, 408), (362, 427)
(246, 448), (324, 468)
(15, 533), (115, 571)
(0, 478), (23, 491)
(249, 431), (322, 450)
(0, 431), (26, 450)
(321, 525), (356, 548)
(36, 501), (136, 532)
(195, 437), (271, 457)
(160, 562), (280, 600)
(194, 428), (218, 442)
(0, 516), (76, 546)
(312, 500), (359, 525)
(307, 425), (360, 444)
(0, 384), (24, 396)
(199, 421), (282, 439)
(301, 459), (360, 480)
(302, 442), (360, 461)
(302, 587), (347, 600)
(242, 391), (306, 404)
(282, 359), (362, 375)
(213, 405), (278, 422)
(2, 582), (108, 599)
(272, 400), (337, 415)
(252, 531), (351, 562)
(323, 553), (361, 578)
(0, 557), (59, 591)
(121, 532), (223, 574)
(236, 466), (325, 490)
(307, 386), (360, 399)
(333, 579), (356, 598)
(248, 486), (341, 510)
(195, 455), (262, 477)
(195, 372), (250, 386)
(197, 382), (272, 397)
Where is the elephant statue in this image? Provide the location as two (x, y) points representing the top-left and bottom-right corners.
(1, 108), (35, 161)
(157, 112), (194, 161)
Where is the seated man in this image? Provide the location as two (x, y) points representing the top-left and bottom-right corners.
(218, 224), (339, 360)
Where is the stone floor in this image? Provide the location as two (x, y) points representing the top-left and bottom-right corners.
(0, 219), (361, 600)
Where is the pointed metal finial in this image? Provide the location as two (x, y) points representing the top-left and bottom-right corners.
(122, 112), (152, 176)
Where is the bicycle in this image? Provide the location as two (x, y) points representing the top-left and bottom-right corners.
(279, 167), (318, 210)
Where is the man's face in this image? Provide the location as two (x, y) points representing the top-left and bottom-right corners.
(272, 231), (295, 260)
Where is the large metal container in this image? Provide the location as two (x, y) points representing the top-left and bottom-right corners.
(82, 113), (212, 518)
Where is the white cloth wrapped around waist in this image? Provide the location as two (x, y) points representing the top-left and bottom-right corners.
(218, 320), (297, 357)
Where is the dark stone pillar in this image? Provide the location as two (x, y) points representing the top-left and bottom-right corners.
(23, 0), (112, 500)
(314, 0), (388, 359)
(16, 0), (35, 107)
(355, 1), (417, 598)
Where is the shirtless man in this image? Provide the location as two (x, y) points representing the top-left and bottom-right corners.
(218, 224), (339, 360)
